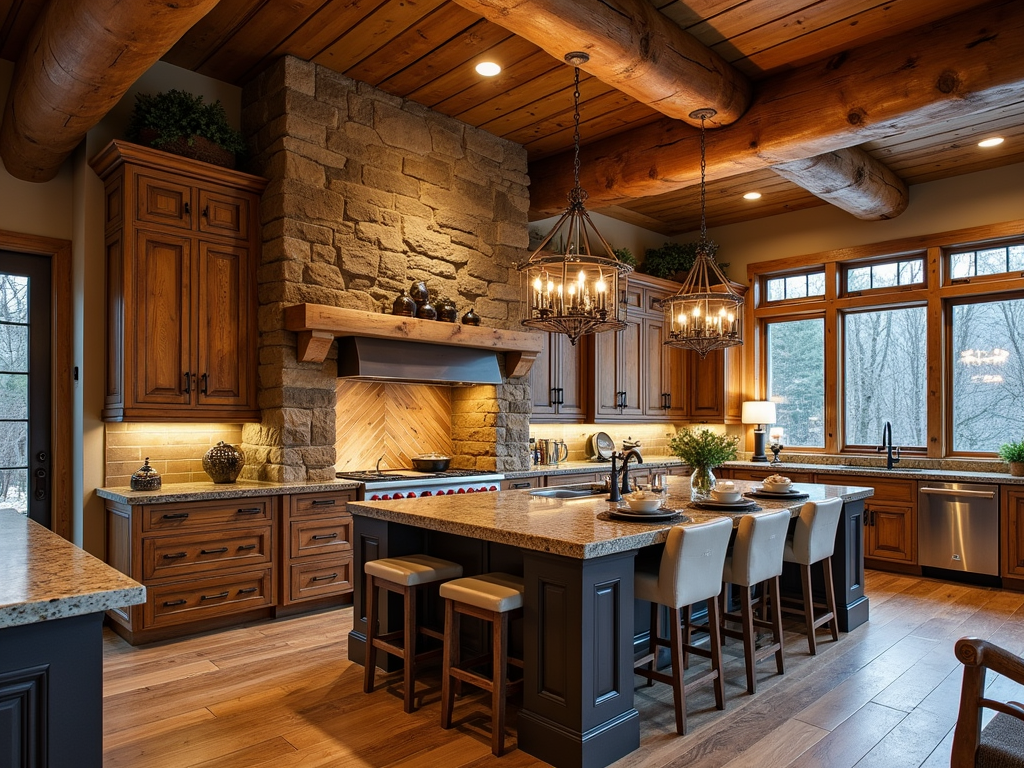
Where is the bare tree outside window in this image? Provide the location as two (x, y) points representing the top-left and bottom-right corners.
(952, 298), (1024, 452)
(0, 273), (29, 513)
(767, 319), (825, 447)
(844, 307), (927, 448)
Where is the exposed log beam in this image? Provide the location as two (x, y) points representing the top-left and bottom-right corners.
(449, 0), (752, 127)
(528, 0), (1024, 219)
(772, 147), (909, 220)
(0, 0), (220, 182)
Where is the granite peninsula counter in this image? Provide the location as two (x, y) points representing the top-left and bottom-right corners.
(0, 509), (145, 768)
(348, 476), (873, 768)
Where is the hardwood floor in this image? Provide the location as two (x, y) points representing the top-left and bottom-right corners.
(102, 571), (1024, 767)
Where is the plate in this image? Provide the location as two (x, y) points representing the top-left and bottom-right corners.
(608, 509), (688, 522)
(747, 487), (810, 499)
(690, 498), (761, 511)
(588, 431), (615, 460)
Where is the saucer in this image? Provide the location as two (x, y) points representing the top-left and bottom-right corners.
(747, 487), (809, 499)
(690, 498), (761, 511)
(608, 508), (687, 522)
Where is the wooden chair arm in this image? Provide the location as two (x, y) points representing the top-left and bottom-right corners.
(956, 638), (1024, 686)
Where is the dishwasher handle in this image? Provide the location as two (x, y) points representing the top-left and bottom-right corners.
(920, 487), (996, 499)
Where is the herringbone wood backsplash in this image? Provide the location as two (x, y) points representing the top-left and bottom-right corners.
(335, 380), (454, 472)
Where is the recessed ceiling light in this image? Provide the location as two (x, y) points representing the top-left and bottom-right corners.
(475, 61), (501, 77)
(978, 137), (1005, 148)
(742, 191), (762, 200)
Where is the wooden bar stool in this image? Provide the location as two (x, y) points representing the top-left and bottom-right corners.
(363, 554), (463, 713)
(440, 572), (525, 756)
(781, 498), (844, 654)
(633, 517), (733, 734)
(720, 510), (791, 695)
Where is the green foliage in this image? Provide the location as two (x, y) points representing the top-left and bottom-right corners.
(613, 247), (637, 268)
(668, 427), (739, 469)
(127, 90), (247, 155)
(999, 438), (1024, 463)
(640, 241), (721, 279)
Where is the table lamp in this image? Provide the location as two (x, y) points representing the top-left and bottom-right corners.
(742, 401), (777, 463)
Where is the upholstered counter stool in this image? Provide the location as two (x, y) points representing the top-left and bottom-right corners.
(720, 509), (791, 695)
(633, 517), (733, 735)
(363, 554), (464, 713)
(439, 572), (525, 756)
(781, 498), (844, 654)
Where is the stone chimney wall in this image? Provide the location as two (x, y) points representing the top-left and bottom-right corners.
(239, 56), (532, 481)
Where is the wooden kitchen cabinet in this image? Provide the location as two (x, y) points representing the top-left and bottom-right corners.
(1001, 488), (1024, 585)
(502, 476), (542, 490)
(529, 331), (587, 421)
(281, 490), (356, 605)
(90, 140), (266, 422)
(822, 473), (917, 568)
(590, 285), (644, 420)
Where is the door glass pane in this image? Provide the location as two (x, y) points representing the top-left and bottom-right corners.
(767, 319), (825, 448)
(0, 373), (28, 419)
(952, 298), (1024, 452)
(0, 421), (28, 466)
(0, 468), (27, 513)
(0, 324), (28, 372)
(844, 307), (927, 447)
(0, 274), (28, 322)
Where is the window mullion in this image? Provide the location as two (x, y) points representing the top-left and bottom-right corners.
(926, 247), (944, 458)
(824, 262), (840, 454)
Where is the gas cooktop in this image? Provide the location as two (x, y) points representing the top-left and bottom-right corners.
(336, 468), (500, 482)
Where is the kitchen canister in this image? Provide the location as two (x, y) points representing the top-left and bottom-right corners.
(202, 441), (245, 484)
(130, 457), (162, 491)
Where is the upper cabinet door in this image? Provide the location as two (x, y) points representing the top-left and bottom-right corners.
(196, 241), (253, 407)
(553, 333), (586, 419)
(136, 173), (194, 232)
(688, 349), (725, 420)
(198, 187), (251, 241)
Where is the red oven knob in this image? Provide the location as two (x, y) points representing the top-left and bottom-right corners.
(381, 494), (391, 500)
(392, 492), (403, 499)
(406, 492), (416, 498)
(457, 488), (466, 494)
(477, 486), (487, 492)
(466, 487), (475, 493)
(370, 494), (380, 501)
(488, 486), (497, 491)
(446, 489), (455, 495)
(421, 491), (432, 496)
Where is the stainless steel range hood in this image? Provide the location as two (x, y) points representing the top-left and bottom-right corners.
(336, 336), (502, 385)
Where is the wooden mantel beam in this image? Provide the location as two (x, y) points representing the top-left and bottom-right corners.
(449, 0), (751, 127)
(0, 0), (220, 183)
(528, 0), (1024, 219)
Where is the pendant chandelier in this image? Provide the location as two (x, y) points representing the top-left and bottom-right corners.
(517, 52), (632, 346)
(660, 109), (744, 358)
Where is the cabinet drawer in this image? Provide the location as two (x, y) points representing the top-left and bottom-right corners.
(546, 472), (603, 486)
(143, 527), (272, 580)
(290, 516), (352, 559)
(144, 568), (273, 628)
(290, 490), (355, 519)
(136, 174), (193, 230)
(197, 188), (251, 240)
(823, 474), (915, 503)
(287, 556), (354, 603)
(143, 497), (273, 532)
(502, 477), (541, 490)
(730, 469), (815, 483)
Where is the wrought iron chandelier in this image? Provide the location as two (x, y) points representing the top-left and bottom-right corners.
(659, 109), (744, 358)
(517, 52), (632, 346)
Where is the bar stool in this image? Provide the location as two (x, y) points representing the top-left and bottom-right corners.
(440, 572), (525, 756)
(363, 554), (464, 713)
(720, 509), (791, 695)
(781, 498), (844, 654)
(633, 517), (733, 735)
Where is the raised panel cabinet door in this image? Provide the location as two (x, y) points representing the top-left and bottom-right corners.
(643, 317), (688, 419)
(687, 348), (725, 420)
(133, 230), (191, 406)
(196, 241), (252, 407)
(1003, 491), (1024, 577)
(529, 332), (556, 415)
(866, 503), (914, 562)
(197, 187), (251, 240)
(592, 330), (621, 418)
(136, 173), (194, 231)
(618, 318), (644, 417)
(553, 332), (586, 418)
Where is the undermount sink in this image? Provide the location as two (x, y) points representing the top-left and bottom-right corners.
(529, 488), (604, 499)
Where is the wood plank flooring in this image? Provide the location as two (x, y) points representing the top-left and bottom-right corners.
(103, 571), (1024, 767)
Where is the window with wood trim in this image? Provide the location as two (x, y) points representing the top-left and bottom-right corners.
(844, 255), (925, 295)
(766, 318), (825, 448)
(948, 243), (1024, 282)
(764, 270), (825, 302)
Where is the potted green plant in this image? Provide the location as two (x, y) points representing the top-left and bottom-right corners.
(668, 427), (739, 500)
(641, 241), (720, 280)
(127, 89), (247, 169)
(999, 438), (1024, 477)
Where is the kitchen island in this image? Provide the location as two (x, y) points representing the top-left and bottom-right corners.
(0, 508), (145, 768)
(348, 476), (873, 768)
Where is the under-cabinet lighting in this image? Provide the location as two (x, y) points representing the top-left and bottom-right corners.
(742, 191), (762, 200)
(978, 137), (1004, 148)
(475, 61), (501, 76)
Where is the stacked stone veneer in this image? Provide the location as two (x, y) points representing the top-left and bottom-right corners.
(239, 56), (532, 482)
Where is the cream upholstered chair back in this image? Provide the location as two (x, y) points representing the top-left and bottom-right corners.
(785, 498), (844, 566)
(652, 517), (733, 609)
(722, 509), (791, 588)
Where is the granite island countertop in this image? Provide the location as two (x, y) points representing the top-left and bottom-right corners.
(97, 478), (362, 505)
(0, 509), (145, 628)
(347, 475), (873, 559)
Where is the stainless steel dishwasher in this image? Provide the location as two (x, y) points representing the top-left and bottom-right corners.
(918, 481), (999, 576)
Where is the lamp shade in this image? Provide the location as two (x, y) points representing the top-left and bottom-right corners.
(741, 401), (776, 426)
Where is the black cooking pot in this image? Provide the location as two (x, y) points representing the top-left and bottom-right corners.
(412, 455), (451, 472)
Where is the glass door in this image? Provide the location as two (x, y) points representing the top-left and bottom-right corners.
(0, 252), (51, 527)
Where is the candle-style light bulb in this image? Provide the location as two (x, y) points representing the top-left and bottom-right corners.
(533, 276), (542, 291)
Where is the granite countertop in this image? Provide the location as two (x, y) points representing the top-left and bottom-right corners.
(723, 460), (1024, 484)
(0, 509), (145, 629)
(97, 478), (362, 505)
(347, 475), (872, 560)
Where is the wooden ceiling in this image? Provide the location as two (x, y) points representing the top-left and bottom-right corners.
(2, 0), (1023, 235)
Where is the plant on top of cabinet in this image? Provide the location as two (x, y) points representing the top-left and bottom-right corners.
(128, 90), (247, 169)
(640, 241), (721, 281)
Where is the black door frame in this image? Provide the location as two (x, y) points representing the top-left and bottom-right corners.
(0, 229), (72, 540)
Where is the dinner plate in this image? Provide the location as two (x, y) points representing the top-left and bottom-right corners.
(747, 487), (810, 499)
(690, 498), (761, 511)
(608, 508), (688, 522)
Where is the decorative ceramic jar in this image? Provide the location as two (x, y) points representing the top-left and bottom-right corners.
(416, 300), (437, 320)
(391, 291), (416, 317)
(437, 297), (458, 323)
(461, 307), (481, 326)
(202, 441), (245, 484)
(130, 457), (162, 491)
(409, 280), (429, 303)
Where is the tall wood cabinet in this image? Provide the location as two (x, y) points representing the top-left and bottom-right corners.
(529, 331), (587, 422)
(90, 141), (266, 422)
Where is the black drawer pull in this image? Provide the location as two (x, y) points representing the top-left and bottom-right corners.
(237, 507), (262, 515)
(237, 544), (256, 551)
(510, 481), (532, 489)
(311, 573), (339, 582)
(163, 599), (187, 607)
(162, 512), (189, 520)
(200, 547), (229, 555)
(200, 591), (229, 601)
(237, 587), (258, 595)
(162, 552), (187, 560)
(311, 499), (337, 506)
(312, 533), (339, 541)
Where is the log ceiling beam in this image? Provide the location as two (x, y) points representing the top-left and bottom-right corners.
(449, 0), (752, 127)
(0, 0), (220, 183)
(528, 0), (1024, 221)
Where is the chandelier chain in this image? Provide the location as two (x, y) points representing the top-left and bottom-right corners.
(699, 114), (708, 247)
